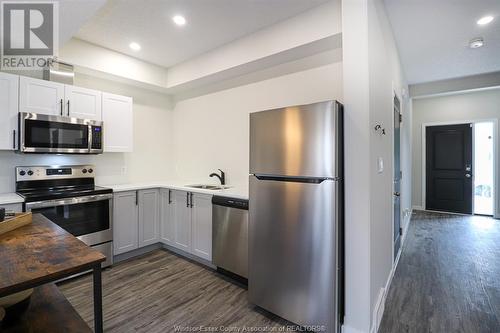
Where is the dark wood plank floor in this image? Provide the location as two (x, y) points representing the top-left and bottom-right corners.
(59, 250), (288, 332)
(379, 211), (500, 333)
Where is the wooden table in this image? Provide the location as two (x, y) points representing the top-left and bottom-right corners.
(0, 214), (106, 332)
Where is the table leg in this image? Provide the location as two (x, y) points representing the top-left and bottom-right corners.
(93, 264), (103, 333)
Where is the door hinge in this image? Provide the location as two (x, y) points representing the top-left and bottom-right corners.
(399, 227), (403, 236)
(399, 114), (402, 123)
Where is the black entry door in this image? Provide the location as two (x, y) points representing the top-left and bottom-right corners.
(426, 124), (473, 214)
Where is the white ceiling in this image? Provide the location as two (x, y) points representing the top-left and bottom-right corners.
(58, 0), (106, 45)
(384, 0), (500, 84)
(75, 0), (330, 69)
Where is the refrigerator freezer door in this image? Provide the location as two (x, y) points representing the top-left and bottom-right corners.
(248, 175), (341, 331)
(250, 100), (343, 178)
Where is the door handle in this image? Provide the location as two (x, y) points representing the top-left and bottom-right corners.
(466, 174), (471, 178)
(12, 130), (16, 150)
(190, 192), (194, 208)
(465, 165), (472, 172)
(67, 100), (70, 116)
(186, 192), (189, 207)
(60, 99), (63, 116)
(168, 189), (172, 204)
(394, 192), (401, 197)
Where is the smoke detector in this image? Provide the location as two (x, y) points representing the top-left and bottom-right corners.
(469, 37), (484, 49)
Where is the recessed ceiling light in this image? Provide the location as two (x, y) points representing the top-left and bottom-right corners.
(477, 16), (494, 25)
(469, 37), (484, 49)
(172, 15), (186, 26)
(129, 42), (141, 51)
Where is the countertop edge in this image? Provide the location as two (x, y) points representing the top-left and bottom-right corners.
(103, 183), (249, 200)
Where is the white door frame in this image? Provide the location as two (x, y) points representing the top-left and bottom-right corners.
(392, 88), (402, 262)
(421, 118), (499, 217)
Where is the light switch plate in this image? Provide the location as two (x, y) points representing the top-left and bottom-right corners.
(378, 157), (384, 173)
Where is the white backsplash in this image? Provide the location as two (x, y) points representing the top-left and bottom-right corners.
(0, 151), (129, 193)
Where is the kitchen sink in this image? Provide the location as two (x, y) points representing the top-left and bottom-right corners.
(185, 184), (232, 190)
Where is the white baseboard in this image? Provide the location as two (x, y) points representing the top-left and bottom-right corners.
(370, 210), (413, 333)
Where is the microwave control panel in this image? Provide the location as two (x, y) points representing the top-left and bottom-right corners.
(91, 126), (102, 150)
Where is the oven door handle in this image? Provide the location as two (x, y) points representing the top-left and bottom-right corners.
(25, 193), (113, 211)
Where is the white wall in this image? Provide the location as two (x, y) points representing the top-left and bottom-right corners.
(412, 88), (500, 218)
(0, 73), (173, 194)
(170, 63), (343, 187)
(367, 0), (410, 331)
(342, 0), (410, 332)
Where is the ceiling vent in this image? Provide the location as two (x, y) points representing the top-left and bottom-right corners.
(469, 37), (484, 49)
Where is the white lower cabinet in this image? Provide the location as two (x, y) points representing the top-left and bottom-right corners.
(191, 193), (212, 261)
(160, 189), (175, 246)
(113, 191), (139, 255)
(138, 189), (160, 247)
(160, 189), (212, 261)
(172, 190), (192, 252)
(115, 188), (213, 262)
(113, 189), (159, 256)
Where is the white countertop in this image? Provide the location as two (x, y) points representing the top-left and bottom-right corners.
(0, 193), (24, 205)
(101, 182), (249, 200)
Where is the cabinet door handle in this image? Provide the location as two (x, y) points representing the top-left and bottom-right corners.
(190, 193), (194, 208)
(60, 99), (63, 116)
(12, 130), (16, 150)
(168, 190), (172, 204)
(186, 192), (189, 207)
(67, 100), (70, 116)
(135, 191), (138, 205)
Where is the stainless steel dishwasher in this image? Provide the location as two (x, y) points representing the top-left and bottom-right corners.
(212, 196), (249, 279)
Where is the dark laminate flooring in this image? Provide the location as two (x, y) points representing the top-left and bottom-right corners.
(379, 210), (500, 333)
(59, 250), (288, 332)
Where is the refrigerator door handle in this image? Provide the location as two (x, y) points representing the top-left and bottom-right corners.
(253, 174), (339, 183)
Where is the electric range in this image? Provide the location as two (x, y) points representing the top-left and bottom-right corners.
(16, 165), (113, 268)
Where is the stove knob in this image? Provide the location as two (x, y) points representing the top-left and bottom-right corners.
(19, 170), (26, 176)
(27, 170), (33, 176)
(88, 168), (93, 174)
(82, 169), (87, 174)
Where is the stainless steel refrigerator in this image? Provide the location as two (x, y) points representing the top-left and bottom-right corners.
(249, 100), (344, 333)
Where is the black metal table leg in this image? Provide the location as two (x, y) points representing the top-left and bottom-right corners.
(93, 264), (103, 333)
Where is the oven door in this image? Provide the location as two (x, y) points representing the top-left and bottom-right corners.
(25, 194), (113, 246)
(19, 113), (100, 154)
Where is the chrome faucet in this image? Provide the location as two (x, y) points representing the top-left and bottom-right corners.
(209, 169), (226, 185)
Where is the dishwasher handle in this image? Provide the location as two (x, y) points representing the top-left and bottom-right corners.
(212, 196), (248, 210)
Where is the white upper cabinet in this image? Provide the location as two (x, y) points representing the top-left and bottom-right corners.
(0, 72), (19, 150)
(19, 76), (65, 116)
(64, 85), (102, 121)
(102, 92), (133, 152)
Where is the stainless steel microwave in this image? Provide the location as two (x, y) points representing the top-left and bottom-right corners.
(19, 112), (103, 154)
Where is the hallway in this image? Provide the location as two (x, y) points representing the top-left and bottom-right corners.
(379, 211), (500, 332)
